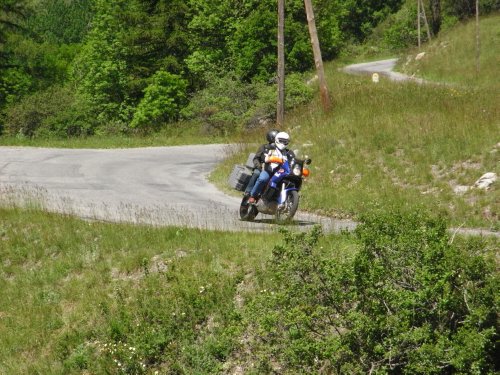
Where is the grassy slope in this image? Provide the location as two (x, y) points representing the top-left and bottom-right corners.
(399, 15), (500, 87)
(0, 207), (353, 373)
(0, 208), (271, 373)
(214, 15), (499, 229)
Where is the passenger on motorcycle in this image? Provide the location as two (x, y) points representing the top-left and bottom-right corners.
(248, 131), (295, 204)
(244, 129), (278, 196)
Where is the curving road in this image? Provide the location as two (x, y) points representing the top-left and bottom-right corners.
(0, 145), (356, 233)
(342, 58), (425, 83)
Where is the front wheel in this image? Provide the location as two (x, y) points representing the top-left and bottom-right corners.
(276, 190), (299, 223)
(239, 196), (258, 221)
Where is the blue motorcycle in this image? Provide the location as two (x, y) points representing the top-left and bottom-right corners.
(239, 155), (311, 222)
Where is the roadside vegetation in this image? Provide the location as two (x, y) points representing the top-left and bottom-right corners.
(1, 206), (497, 374)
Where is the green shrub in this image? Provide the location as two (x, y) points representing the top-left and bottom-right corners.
(245, 211), (498, 374)
(130, 70), (188, 130)
(284, 72), (314, 110)
(182, 72), (314, 134)
(181, 72), (262, 134)
(3, 85), (96, 138)
(0, 68), (32, 107)
(382, 2), (419, 50)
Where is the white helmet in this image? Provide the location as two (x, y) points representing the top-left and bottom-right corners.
(275, 132), (290, 150)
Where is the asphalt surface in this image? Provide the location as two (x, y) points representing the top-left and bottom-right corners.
(342, 58), (425, 83)
(0, 145), (356, 233)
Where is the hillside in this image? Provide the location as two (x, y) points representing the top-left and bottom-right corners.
(216, 14), (499, 230)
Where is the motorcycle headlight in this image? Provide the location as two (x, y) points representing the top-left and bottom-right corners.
(293, 165), (302, 176)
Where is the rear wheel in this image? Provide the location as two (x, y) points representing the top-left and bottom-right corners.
(276, 190), (299, 223)
(239, 196), (258, 221)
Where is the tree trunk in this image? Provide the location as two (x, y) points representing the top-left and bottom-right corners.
(476, 0), (480, 75)
(417, 0), (421, 48)
(421, 0), (432, 41)
(277, 0), (285, 127)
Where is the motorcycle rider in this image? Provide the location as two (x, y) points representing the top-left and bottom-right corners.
(244, 129), (278, 196)
(248, 131), (294, 204)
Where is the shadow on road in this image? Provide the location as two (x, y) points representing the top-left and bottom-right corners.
(241, 218), (319, 227)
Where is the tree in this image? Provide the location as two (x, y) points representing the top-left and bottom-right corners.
(131, 70), (188, 130)
(71, 0), (129, 125)
(0, 0), (28, 67)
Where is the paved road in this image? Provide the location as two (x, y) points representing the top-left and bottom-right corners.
(343, 58), (425, 83)
(0, 145), (356, 233)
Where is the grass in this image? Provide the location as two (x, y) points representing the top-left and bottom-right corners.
(213, 15), (499, 230)
(0, 207), (275, 373)
(0, 121), (233, 149)
(1, 207), (496, 373)
(399, 15), (500, 89)
(0, 206), (356, 374)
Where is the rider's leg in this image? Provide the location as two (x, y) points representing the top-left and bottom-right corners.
(250, 170), (270, 199)
(244, 169), (260, 195)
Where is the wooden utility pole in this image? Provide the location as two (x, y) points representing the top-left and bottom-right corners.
(417, 0), (421, 48)
(417, 0), (432, 48)
(421, 0), (432, 41)
(475, 0), (480, 75)
(304, 0), (331, 112)
(277, 0), (285, 127)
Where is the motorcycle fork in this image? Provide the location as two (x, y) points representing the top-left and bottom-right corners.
(278, 182), (298, 206)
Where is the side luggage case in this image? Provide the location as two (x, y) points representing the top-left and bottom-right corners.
(228, 164), (252, 192)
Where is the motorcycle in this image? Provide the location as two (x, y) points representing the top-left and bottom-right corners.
(239, 155), (311, 222)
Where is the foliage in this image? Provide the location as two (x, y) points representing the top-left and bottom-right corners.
(26, 0), (92, 44)
(71, 0), (130, 127)
(381, 2), (420, 50)
(181, 72), (258, 135)
(341, 0), (406, 41)
(0, 0), (430, 135)
(0, 67), (32, 106)
(0, 1), (87, 103)
(2, 0), (499, 137)
(182, 71), (313, 134)
(245, 212), (498, 373)
(3, 85), (95, 138)
(443, 0), (500, 19)
(131, 70), (188, 130)
(187, 0), (404, 84)
(0, 0), (29, 65)
(119, 0), (191, 98)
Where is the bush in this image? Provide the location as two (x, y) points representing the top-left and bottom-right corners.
(3, 85), (96, 138)
(245, 211), (498, 374)
(381, 2), (419, 50)
(130, 71), (188, 131)
(0, 68), (32, 108)
(182, 72), (313, 134)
